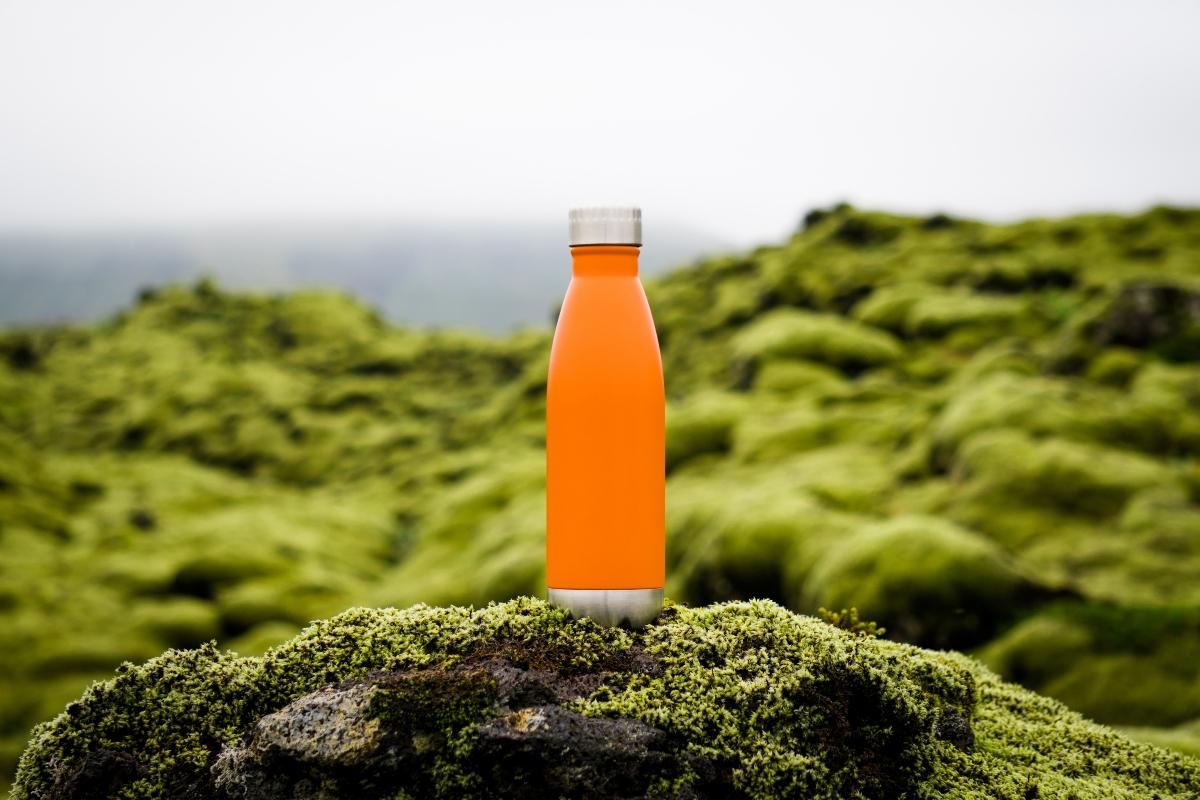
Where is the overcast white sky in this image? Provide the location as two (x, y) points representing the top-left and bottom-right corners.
(1, 0), (1198, 245)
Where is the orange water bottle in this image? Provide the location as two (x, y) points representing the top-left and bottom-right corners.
(546, 206), (664, 627)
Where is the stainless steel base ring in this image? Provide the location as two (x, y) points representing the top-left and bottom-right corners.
(547, 588), (664, 628)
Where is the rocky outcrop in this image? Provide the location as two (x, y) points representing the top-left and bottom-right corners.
(12, 599), (1200, 800)
(212, 647), (687, 800)
(1092, 282), (1200, 354)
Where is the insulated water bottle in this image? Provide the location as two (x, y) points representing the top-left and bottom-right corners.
(546, 206), (665, 627)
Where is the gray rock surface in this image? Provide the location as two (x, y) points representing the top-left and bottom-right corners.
(211, 641), (695, 800)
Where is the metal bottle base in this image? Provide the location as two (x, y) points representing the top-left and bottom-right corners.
(547, 588), (664, 628)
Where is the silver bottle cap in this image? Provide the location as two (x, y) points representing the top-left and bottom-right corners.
(568, 206), (642, 246)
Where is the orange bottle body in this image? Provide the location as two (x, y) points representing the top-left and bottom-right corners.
(546, 245), (665, 590)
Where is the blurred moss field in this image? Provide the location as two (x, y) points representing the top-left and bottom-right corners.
(3, 205), (1200, 784)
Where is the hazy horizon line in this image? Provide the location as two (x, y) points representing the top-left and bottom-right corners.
(0, 196), (1197, 243)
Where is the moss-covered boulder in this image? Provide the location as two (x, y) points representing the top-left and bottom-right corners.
(665, 392), (746, 472)
(13, 599), (1200, 800)
(904, 291), (1028, 338)
(749, 358), (850, 396)
(954, 431), (1176, 519)
(1090, 282), (1200, 360)
(800, 516), (1043, 648)
(731, 309), (902, 371)
(978, 606), (1200, 728)
(930, 371), (1199, 460)
(666, 480), (861, 604)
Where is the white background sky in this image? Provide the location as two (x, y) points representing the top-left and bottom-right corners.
(1, 0), (1198, 246)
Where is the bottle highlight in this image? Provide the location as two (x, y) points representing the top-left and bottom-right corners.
(546, 206), (665, 627)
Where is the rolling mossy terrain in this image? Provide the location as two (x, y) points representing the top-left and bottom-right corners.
(12, 599), (1200, 799)
(2, 205), (1200, 790)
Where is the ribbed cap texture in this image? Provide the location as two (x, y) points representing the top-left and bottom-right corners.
(568, 206), (642, 246)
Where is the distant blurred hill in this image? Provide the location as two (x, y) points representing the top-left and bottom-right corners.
(0, 222), (725, 331)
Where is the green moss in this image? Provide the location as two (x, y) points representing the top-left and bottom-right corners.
(851, 283), (927, 331)
(14, 600), (1200, 800)
(369, 670), (498, 735)
(801, 516), (1036, 648)
(1134, 361), (1200, 407)
(30, 632), (164, 676)
(932, 371), (1200, 460)
(816, 606), (886, 638)
(224, 621), (301, 657)
(169, 548), (288, 595)
(734, 399), (927, 464)
(779, 445), (898, 512)
(1042, 652), (1200, 728)
(665, 392), (745, 471)
(732, 309), (902, 370)
(1087, 347), (1144, 386)
(667, 478), (861, 604)
(749, 359), (849, 396)
(1122, 719), (1200, 759)
(216, 577), (340, 631)
(369, 489), (545, 610)
(130, 598), (221, 648)
(931, 373), (1079, 456)
(976, 605), (1200, 727)
(955, 430), (1177, 517)
(904, 291), (1027, 337)
(704, 273), (768, 328)
(976, 613), (1095, 687)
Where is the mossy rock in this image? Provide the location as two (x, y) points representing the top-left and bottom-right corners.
(932, 371), (1199, 460)
(14, 599), (1200, 800)
(955, 430), (1177, 518)
(1042, 653), (1200, 728)
(931, 373), (1082, 457)
(168, 548), (289, 598)
(223, 621), (301, 658)
(732, 309), (902, 371)
(667, 479), (862, 604)
(1086, 347), (1144, 387)
(665, 392), (745, 471)
(905, 291), (1027, 337)
(1133, 361), (1200, 407)
(1088, 282), (1200, 361)
(29, 633), (163, 677)
(763, 445), (896, 512)
(734, 400), (926, 464)
(801, 516), (1041, 648)
(749, 359), (849, 396)
(975, 612), (1096, 687)
(850, 283), (927, 332)
(1122, 719), (1200, 760)
(130, 598), (222, 649)
(704, 274), (768, 328)
(369, 491), (545, 610)
(978, 605), (1200, 727)
(215, 577), (341, 632)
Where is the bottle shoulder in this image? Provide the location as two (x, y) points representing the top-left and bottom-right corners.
(549, 278), (663, 397)
(551, 281), (660, 359)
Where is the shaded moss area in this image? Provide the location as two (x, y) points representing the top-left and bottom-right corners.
(13, 599), (1200, 800)
(3, 206), (1200, 787)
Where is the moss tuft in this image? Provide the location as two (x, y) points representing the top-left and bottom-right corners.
(732, 309), (902, 371)
(801, 516), (1037, 648)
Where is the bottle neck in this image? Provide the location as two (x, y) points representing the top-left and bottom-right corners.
(570, 245), (640, 277)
